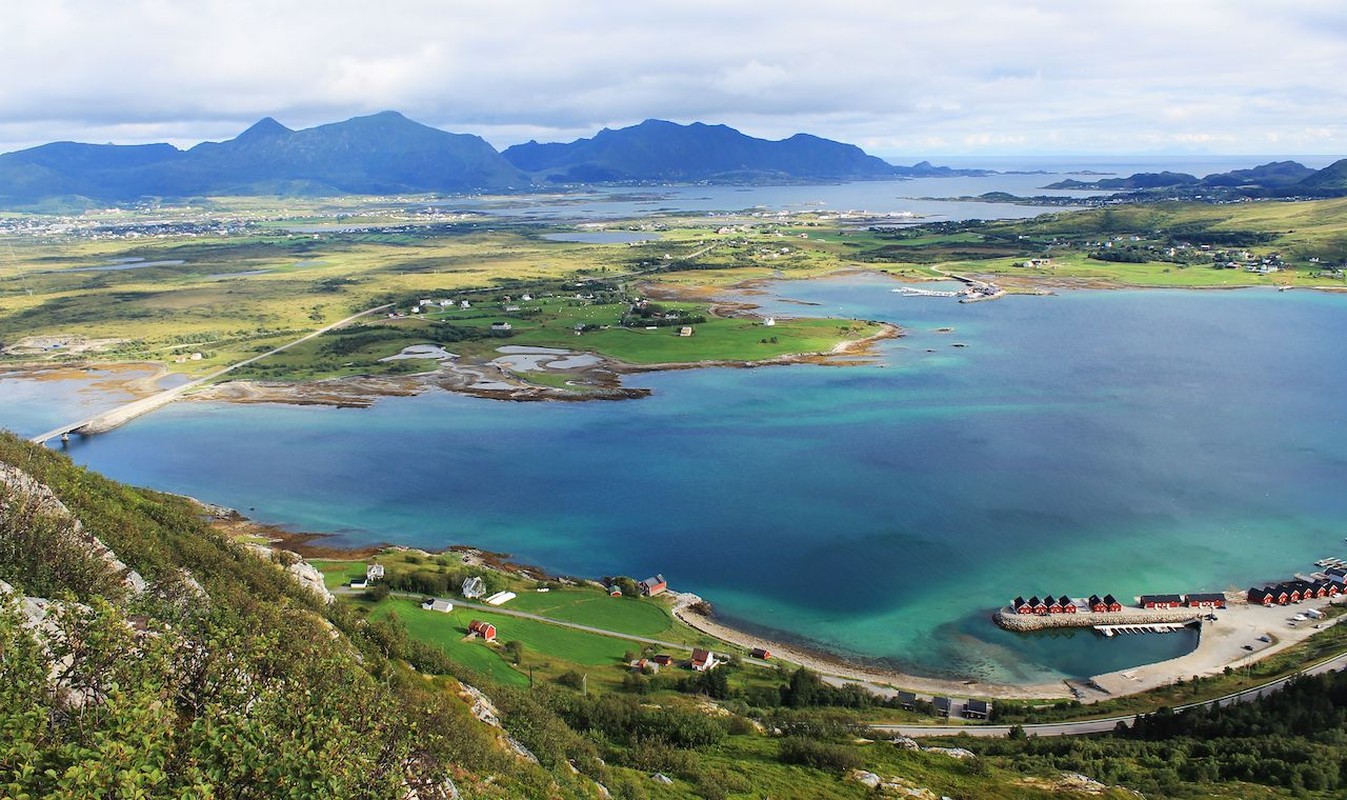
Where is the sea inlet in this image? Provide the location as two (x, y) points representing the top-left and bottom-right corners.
(13, 275), (1347, 684)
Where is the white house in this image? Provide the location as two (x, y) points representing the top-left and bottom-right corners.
(366, 563), (385, 581)
(461, 576), (486, 599)
(690, 648), (720, 671)
(763, 317), (776, 327)
(422, 598), (454, 613)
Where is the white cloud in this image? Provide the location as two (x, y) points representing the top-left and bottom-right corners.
(0, 0), (1343, 156)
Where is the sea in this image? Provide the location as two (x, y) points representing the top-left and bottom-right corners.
(4, 156), (1345, 684)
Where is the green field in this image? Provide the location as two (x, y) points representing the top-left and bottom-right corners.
(505, 587), (675, 637)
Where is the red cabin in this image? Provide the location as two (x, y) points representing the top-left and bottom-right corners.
(468, 619), (497, 642)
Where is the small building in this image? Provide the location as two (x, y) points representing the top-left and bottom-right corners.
(639, 574), (668, 596)
(897, 691), (917, 710)
(678, 326), (694, 337)
(1012, 596), (1031, 614)
(1030, 596), (1049, 615)
(1102, 594), (1123, 612)
(630, 657), (659, 673)
(690, 648), (720, 672)
(964, 699), (990, 720)
(461, 576), (486, 600)
(750, 647), (772, 660)
(1058, 595), (1078, 614)
(422, 598), (454, 613)
(484, 591), (517, 606)
(763, 317), (776, 327)
(490, 321), (512, 332)
(651, 654), (674, 666)
(1140, 594), (1184, 609)
(468, 619), (497, 642)
(367, 563), (385, 582)
(1186, 593), (1227, 609)
(1047, 597), (1063, 614)
(350, 576), (368, 590)
(932, 696), (951, 717)
(1088, 594), (1106, 612)
(1248, 587), (1274, 606)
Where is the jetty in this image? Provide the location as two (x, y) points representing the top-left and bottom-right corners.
(996, 607), (1205, 632)
(893, 287), (961, 298)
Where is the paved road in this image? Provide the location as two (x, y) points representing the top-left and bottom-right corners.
(336, 588), (700, 652)
(878, 650), (1347, 737)
(32, 302), (393, 443)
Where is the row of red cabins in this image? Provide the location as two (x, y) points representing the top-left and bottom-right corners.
(1248, 580), (1340, 606)
(1012, 592), (1228, 615)
(1011, 594), (1122, 615)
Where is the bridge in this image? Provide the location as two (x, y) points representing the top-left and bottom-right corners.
(31, 303), (393, 445)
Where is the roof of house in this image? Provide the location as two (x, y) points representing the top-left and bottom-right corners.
(1058, 595), (1073, 606)
(1103, 594), (1119, 604)
(1140, 594), (1184, 603)
(1088, 594), (1103, 605)
(1187, 592), (1226, 602)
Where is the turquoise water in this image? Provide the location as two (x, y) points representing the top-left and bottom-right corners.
(10, 279), (1347, 683)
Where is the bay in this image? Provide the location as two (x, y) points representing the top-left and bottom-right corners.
(24, 278), (1347, 683)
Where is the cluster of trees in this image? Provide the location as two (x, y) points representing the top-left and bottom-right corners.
(971, 670), (1347, 797)
(381, 559), (505, 598)
(619, 302), (706, 328)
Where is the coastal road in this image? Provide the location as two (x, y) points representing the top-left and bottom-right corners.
(336, 588), (705, 653)
(878, 650), (1347, 738)
(31, 302), (394, 443)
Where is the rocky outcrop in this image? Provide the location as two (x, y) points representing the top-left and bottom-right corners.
(0, 463), (147, 597)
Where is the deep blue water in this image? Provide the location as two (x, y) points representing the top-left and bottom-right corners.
(14, 279), (1347, 683)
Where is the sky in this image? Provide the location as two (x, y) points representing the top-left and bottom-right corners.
(2, 0), (1345, 160)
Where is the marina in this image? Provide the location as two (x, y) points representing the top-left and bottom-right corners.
(1094, 622), (1194, 637)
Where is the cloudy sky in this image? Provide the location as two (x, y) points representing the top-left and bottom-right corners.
(2, 0), (1344, 159)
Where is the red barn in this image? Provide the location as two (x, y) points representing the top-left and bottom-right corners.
(1186, 593), (1227, 609)
(750, 648), (772, 660)
(1140, 594), (1184, 609)
(468, 620), (497, 642)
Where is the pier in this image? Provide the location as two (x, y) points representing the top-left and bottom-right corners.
(30, 303), (392, 445)
(1094, 622), (1194, 637)
(892, 287), (961, 298)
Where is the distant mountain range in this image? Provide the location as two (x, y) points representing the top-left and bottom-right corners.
(1043, 159), (1347, 196)
(0, 113), (984, 205)
(0, 112), (524, 204)
(500, 118), (981, 183)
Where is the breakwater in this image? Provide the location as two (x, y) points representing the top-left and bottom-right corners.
(995, 608), (1205, 632)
